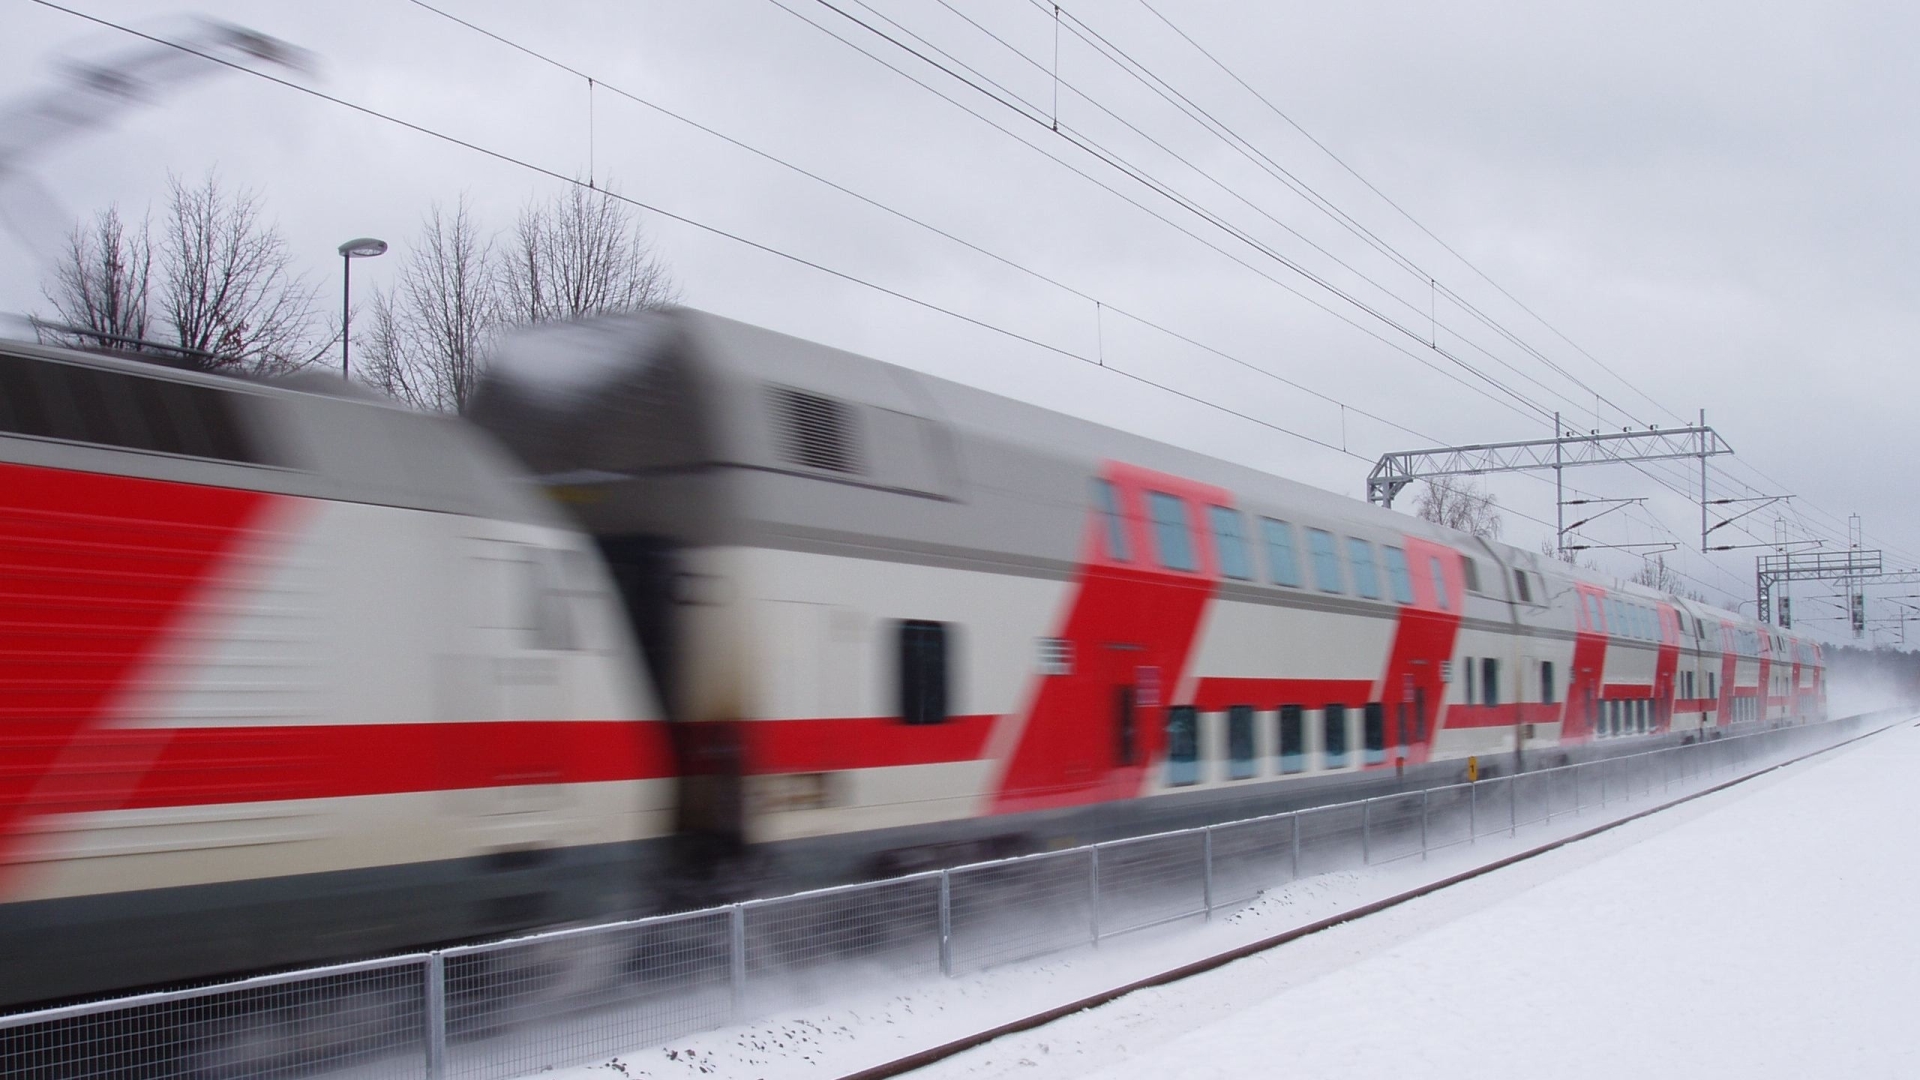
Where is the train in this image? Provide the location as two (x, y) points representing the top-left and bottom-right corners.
(0, 311), (1824, 1009)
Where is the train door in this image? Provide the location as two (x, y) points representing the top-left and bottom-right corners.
(1105, 644), (1147, 774)
(1654, 669), (1673, 731)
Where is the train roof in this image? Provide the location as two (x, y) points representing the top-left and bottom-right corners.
(473, 308), (1807, 652)
(0, 335), (561, 526)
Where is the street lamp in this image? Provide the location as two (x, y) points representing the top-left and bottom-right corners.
(337, 237), (388, 379)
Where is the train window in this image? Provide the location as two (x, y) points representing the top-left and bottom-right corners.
(1227, 705), (1256, 779)
(1092, 479), (1130, 562)
(1708, 671), (1717, 699)
(1323, 704), (1349, 767)
(0, 354), (266, 464)
(1676, 612), (1689, 635)
(1307, 528), (1344, 593)
(1261, 518), (1302, 587)
(1347, 538), (1382, 600)
(1278, 705), (1305, 773)
(1463, 655), (1476, 705)
(1462, 557), (1483, 595)
(0, 354), (55, 437)
(1637, 700), (1649, 733)
(1382, 547), (1414, 604)
(1514, 569), (1532, 604)
(1165, 705), (1199, 786)
(1363, 702), (1386, 765)
(1541, 661), (1556, 705)
(1429, 556), (1450, 610)
(1148, 492), (1196, 572)
(898, 620), (949, 725)
(1609, 701), (1622, 737)
(1210, 507), (1254, 580)
(1481, 657), (1499, 707)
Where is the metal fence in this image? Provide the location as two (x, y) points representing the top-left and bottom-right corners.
(0, 712), (1883, 1080)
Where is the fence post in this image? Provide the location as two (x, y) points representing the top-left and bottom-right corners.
(1420, 788), (1429, 859)
(1362, 799), (1372, 865)
(938, 869), (953, 977)
(424, 952), (446, 1080)
(1089, 847), (1102, 948)
(1290, 812), (1301, 881)
(728, 904), (747, 1021)
(1508, 773), (1516, 838)
(1202, 828), (1215, 921)
(1469, 780), (1477, 841)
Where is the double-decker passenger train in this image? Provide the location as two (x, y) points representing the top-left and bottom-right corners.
(470, 310), (1825, 889)
(0, 312), (1824, 1008)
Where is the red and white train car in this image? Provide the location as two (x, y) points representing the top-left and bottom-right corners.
(0, 341), (668, 1008)
(475, 310), (1826, 889)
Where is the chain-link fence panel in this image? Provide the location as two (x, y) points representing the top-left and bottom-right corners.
(440, 909), (732, 1080)
(1475, 776), (1517, 839)
(1092, 831), (1206, 938)
(946, 849), (1093, 975)
(1358, 793), (1427, 865)
(1421, 783), (1475, 852)
(740, 874), (942, 1009)
(1508, 768), (1550, 830)
(1208, 814), (1298, 908)
(1294, 799), (1366, 877)
(0, 957), (428, 1080)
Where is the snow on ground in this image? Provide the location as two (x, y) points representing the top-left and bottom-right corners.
(537, 719), (1910, 1080)
(918, 717), (1920, 1080)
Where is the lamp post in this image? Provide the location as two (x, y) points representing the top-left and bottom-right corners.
(337, 237), (388, 379)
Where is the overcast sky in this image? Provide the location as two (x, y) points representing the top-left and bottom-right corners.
(4, 0), (1916, 642)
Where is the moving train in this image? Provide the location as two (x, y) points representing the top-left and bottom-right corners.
(0, 312), (1823, 1008)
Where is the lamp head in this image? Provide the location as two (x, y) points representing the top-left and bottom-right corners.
(338, 237), (388, 259)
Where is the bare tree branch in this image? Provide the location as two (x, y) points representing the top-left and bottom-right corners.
(159, 170), (320, 377)
(361, 196), (497, 414)
(39, 205), (152, 350)
(1415, 475), (1503, 539)
(500, 182), (678, 325)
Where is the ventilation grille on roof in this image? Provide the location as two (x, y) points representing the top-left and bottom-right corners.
(771, 385), (860, 473)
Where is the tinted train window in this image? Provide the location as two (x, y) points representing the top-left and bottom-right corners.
(1481, 657), (1499, 707)
(1514, 569), (1532, 604)
(1210, 507), (1253, 580)
(1307, 528), (1344, 593)
(1462, 558), (1483, 594)
(898, 620), (949, 725)
(1092, 479), (1129, 562)
(1382, 546), (1414, 604)
(1347, 538), (1382, 600)
(1262, 518), (1301, 587)
(1148, 492), (1195, 572)
(1165, 705), (1199, 786)
(1541, 661), (1556, 705)
(1363, 702), (1386, 765)
(1429, 556), (1450, 610)
(1227, 705), (1255, 779)
(1278, 705), (1305, 773)
(0, 353), (264, 464)
(1323, 704), (1349, 767)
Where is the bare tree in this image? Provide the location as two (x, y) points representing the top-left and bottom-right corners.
(361, 197), (497, 414)
(39, 205), (152, 349)
(159, 172), (321, 376)
(1632, 555), (1710, 604)
(1415, 476), (1503, 539)
(499, 183), (677, 325)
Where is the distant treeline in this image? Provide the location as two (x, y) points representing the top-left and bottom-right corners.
(1826, 644), (1920, 710)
